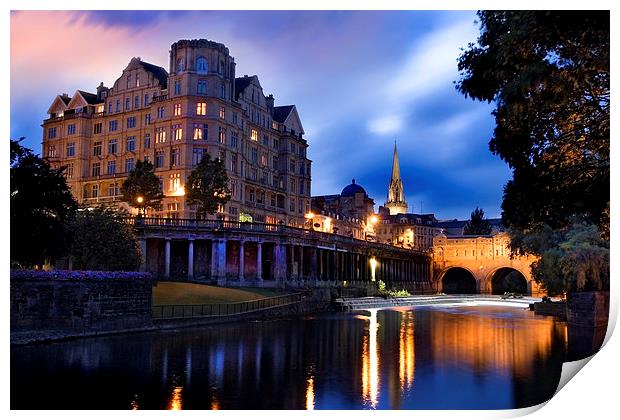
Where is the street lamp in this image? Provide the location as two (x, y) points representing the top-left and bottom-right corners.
(136, 196), (144, 216)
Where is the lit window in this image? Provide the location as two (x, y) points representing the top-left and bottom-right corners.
(169, 173), (181, 192)
(47, 145), (57, 158)
(174, 103), (182, 116)
(196, 102), (207, 115)
(65, 163), (74, 179)
(218, 127), (226, 144)
(219, 107), (225, 119)
(251, 129), (258, 141)
(171, 148), (180, 166)
(173, 124), (183, 141)
(155, 127), (166, 143)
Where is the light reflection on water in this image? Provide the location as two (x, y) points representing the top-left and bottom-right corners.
(11, 305), (583, 410)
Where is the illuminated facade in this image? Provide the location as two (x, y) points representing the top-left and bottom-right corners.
(41, 39), (312, 224)
(383, 143), (408, 215)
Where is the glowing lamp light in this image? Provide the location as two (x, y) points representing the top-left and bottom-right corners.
(369, 257), (378, 282)
(136, 196), (144, 204)
(369, 215), (378, 225)
(305, 212), (314, 219)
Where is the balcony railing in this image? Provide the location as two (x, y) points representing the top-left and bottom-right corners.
(152, 94), (168, 103)
(126, 217), (428, 254)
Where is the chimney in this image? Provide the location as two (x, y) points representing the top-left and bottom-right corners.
(266, 94), (274, 110)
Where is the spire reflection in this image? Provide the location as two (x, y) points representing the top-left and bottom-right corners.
(361, 309), (380, 408)
(306, 376), (315, 410)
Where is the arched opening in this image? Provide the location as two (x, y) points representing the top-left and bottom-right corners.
(442, 267), (477, 294)
(491, 268), (528, 295)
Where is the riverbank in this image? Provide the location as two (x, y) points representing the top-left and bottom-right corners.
(334, 294), (540, 311)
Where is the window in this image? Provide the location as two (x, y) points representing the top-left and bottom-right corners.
(126, 74), (131, 89)
(272, 156), (278, 170)
(176, 59), (184, 73)
(174, 103), (181, 116)
(250, 168), (257, 181)
(66, 142), (75, 157)
(232, 112), (238, 124)
(229, 206), (238, 216)
(197, 80), (207, 94)
(144, 133), (151, 148)
(290, 159), (295, 172)
(127, 116), (136, 128)
(231, 154), (238, 173)
(290, 179), (296, 194)
(290, 198), (295, 212)
(251, 129), (258, 141)
(91, 162), (101, 177)
(92, 184), (99, 198)
(192, 148), (208, 165)
(94, 123), (102, 134)
(173, 124), (183, 141)
(155, 150), (164, 168)
(169, 173), (181, 192)
(107, 160), (116, 175)
(145, 114), (151, 125)
(273, 138), (279, 149)
(136, 74), (140, 87)
(108, 103), (113, 114)
(144, 94), (150, 106)
(125, 97), (130, 110)
(108, 183), (119, 197)
(174, 80), (181, 95)
(171, 148), (180, 166)
(116, 100), (120, 112)
(47, 145), (57, 158)
(126, 136), (136, 152)
(272, 121), (278, 130)
(251, 147), (258, 163)
(157, 106), (165, 118)
(196, 102), (206, 115)
(109, 120), (118, 131)
(299, 180), (305, 195)
(47, 127), (57, 139)
(134, 96), (139, 109)
(196, 56), (208, 74)
(260, 153), (268, 167)
(219, 107), (225, 119)
(218, 127), (226, 144)
(125, 158), (134, 172)
(249, 189), (255, 202)
(262, 134), (269, 146)
(67, 124), (76, 135)
(155, 127), (166, 143)
(220, 83), (225, 99)
(167, 202), (179, 219)
(108, 139), (118, 154)
(65, 163), (74, 179)
(93, 141), (102, 156)
(270, 193), (276, 207)
(290, 143), (296, 154)
(231, 131), (238, 148)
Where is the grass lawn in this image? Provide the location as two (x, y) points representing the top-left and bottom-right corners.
(152, 281), (281, 305)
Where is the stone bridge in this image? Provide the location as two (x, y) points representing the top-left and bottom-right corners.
(432, 233), (543, 296)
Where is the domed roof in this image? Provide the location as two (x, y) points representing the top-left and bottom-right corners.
(341, 179), (367, 197)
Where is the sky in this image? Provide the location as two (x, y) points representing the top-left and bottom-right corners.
(10, 10), (511, 220)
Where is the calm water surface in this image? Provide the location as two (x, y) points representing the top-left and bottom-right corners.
(11, 305), (571, 409)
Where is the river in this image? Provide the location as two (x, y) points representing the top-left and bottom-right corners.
(11, 304), (581, 409)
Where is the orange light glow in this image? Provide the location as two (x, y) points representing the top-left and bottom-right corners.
(167, 386), (183, 410)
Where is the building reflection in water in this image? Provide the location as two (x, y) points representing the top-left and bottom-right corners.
(305, 375), (315, 410)
(361, 309), (380, 408)
(398, 310), (415, 393)
(167, 386), (183, 410)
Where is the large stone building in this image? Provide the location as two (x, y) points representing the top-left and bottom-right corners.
(41, 39), (312, 225)
(382, 143), (408, 215)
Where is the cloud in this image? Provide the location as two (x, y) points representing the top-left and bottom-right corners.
(368, 115), (404, 135)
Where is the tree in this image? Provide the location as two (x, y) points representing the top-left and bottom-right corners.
(519, 219), (610, 296)
(67, 206), (142, 271)
(463, 207), (492, 235)
(121, 159), (164, 215)
(10, 138), (77, 267)
(186, 154), (231, 219)
(456, 11), (609, 239)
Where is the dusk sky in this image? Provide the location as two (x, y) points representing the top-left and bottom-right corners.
(10, 10), (509, 220)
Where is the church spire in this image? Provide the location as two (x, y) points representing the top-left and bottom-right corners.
(385, 141), (408, 215)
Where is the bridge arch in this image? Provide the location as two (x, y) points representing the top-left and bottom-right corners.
(484, 267), (529, 295)
(438, 266), (478, 294)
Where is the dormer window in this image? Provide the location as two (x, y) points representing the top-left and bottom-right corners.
(196, 56), (208, 74)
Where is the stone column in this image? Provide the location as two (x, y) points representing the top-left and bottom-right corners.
(188, 239), (194, 281)
(165, 238), (171, 279)
(257, 241), (263, 283)
(334, 250), (340, 282)
(139, 238), (147, 272)
(239, 241), (245, 283)
(211, 239), (227, 286)
(299, 246), (305, 283)
(274, 243), (287, 287)
(318, 249), (323, 281)
(310, 248), (318, 286)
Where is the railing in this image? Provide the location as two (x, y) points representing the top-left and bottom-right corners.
(152, 293), (303, 320)
(126, 217), (428, 255)
(152, 94), (168, 103)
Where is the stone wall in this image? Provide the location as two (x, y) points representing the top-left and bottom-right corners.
(11, 271), (154, 334)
